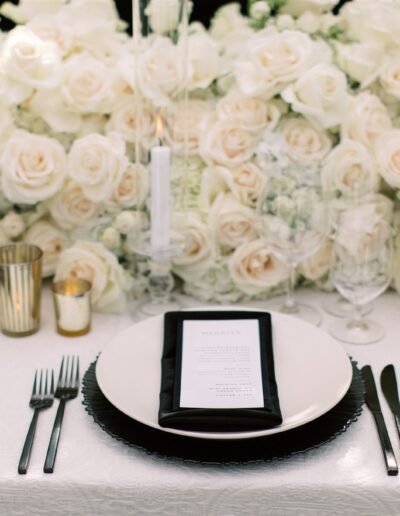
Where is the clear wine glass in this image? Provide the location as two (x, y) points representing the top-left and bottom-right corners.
(329, 225), (392, 344)
(256, 161), (330, 326)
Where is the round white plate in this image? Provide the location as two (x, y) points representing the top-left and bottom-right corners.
(96, 308), (352, 440)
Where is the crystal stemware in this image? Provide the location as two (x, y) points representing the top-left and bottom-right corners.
(257, 162), (330, 326)
(329, 225), (392, 344)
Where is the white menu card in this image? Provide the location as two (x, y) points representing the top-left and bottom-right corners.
(179, 319), (264, 409)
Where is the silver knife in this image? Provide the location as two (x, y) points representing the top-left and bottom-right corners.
(381, 364), (400, 440)
(362, 366), (398, 476)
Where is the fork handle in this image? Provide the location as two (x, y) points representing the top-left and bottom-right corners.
(18, 408), (40, 474)
(44, 399), (66, 474)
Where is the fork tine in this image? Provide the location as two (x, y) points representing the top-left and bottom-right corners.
(69, 356), (75, 387)
(44, 369), (48, 396)
(38, 370), (43, 396)
(64, 356), (70, 387)
(32, 370), (38, 396)
(57, 357), (64, 388)
(75, 357), (80, 388)
(50, 370), (54, 395)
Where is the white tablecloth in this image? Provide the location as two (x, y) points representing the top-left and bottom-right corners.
(1, 288), (400, 516)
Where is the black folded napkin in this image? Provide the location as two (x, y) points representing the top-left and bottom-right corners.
(158, 311), (282, 432)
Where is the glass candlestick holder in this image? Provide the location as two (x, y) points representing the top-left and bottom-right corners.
(136, 235), (185, 317)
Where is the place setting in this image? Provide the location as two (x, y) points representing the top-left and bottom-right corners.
(2, 0), (400, 512)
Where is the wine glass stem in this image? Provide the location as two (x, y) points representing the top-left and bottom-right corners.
(284, 265), (297, 313)
(348, 304), (368, 331)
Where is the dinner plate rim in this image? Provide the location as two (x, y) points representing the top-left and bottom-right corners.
(96, 307), (353, 440)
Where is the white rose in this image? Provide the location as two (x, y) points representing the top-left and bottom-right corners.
(172, 214), (214, 281)
(54, 240), (130, 313)
(234, 28), (329, 99)
(341, 0), (400, 48)
(228, 239), (288, 295)
(209, 192), (257, 249)
(27, 14), (73, 55)
(68, 133), (128, 202)
(379, 50), (400, 100)
(165, 99), (212, 156)
(216, 90), (282, 133)
(1, 130), (66, 204)
(375, 129), (400, 188)
(0, 0), (64, 23)
(188, 31), (219, 90)
(282, 63), (348, 129)
(278, 116), (332, 163)
(281, 0), (337, 16)
(210, 3), (249, 42)
(0, 27), (61, 104)
(100, 227), (121, 251)
(113, 211), (141, 235)
(56, 1), (121, 57)
(24, 220), (70, 277)
(145, 0), (181, 34)
(299, 238), (333, 281)
(231, 161), (267, 208)
(321, 140), (380, 197)
(335, 42), (384, 88)
(335, 195), (393, 258)
(106, 163), (150, 212)
(106, 98), (157, 150)
(137, 35), (187, 107)
(61, 53), (119, 114)
(341, 93), (392, 148)
(199, 116), (258, 167)
(48, 180), (102, 230)
(1, 211), (25, 238)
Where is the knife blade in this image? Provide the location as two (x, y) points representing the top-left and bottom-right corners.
(381, 364), (400, 440)
(362, 365), (398, 476)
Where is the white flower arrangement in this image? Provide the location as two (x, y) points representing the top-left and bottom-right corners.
(0, 0), (400, 311)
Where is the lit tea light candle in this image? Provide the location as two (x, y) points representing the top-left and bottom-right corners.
(52, 278), (92, 337)
(150, 114), (171, 249)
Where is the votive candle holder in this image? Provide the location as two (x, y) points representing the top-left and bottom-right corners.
(52, 278), (92, 337)
(0, 244), (43, 337)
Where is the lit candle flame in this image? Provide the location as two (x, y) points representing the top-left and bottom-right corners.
(156, 114), (164, 141)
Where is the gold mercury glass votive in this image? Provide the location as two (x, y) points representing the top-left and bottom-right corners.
(0, 244), (43, 337)
(52, 278), (92, 337)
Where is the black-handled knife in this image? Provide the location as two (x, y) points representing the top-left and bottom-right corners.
(362, 366), (398, 476)
(381, 364), (400, 441)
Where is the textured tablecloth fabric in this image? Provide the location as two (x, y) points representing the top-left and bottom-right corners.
(1, 288), (400, 516)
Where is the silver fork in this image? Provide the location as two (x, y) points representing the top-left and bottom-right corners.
(18, 369), (54, 474)
(44, 356), (79, 474)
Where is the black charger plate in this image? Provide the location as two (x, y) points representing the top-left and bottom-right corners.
(81, 358), (364, 464)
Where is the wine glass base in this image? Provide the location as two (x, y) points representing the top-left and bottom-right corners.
(323, 296), (372, 318)
(267, 300), (322, 326)
(328, 317), (385, 344)
(138, 296), (183, 317)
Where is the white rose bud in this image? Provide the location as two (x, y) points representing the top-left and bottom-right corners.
(276, 15), (295, 30)
(145, 0), (180, 35)
(113, 211), (139, 235)
(250, 2), (270, 20)
(297, 12), (320, 34)
(100, 226), (121, 250)
(1, 211), (25, 238)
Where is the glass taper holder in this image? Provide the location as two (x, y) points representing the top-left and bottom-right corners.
(0, 244), (42, 337)
(136, 235), (185, 316)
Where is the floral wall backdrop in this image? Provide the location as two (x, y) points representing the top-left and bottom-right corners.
(0, 0), (398, 312)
